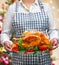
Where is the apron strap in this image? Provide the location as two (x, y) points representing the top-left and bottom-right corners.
(38, 0), (49, 32)
(37, 0), (44, 10)
(15, 2), (18, 12)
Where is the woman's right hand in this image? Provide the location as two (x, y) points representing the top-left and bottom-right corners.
(4, 41), (12, 52)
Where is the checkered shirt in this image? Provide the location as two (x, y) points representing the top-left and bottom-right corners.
(11, 2), (51, 65)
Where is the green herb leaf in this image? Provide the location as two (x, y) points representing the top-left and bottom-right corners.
(33, 51), (37, 55)
(18, 46), (26, 51)
(45, 49), (49, 53)
(48, 43), (53, 49)
(18, 38), (23, 46)
(33, 51), (42, 55)
(34, 46), (38, 51)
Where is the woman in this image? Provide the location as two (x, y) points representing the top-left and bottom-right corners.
(1, 0), (58, 65)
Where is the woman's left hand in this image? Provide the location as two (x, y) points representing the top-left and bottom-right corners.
(50, 38), (58, 49)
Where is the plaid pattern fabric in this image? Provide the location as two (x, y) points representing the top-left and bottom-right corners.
(12, 3), (49, 38)
(12, 2), (51, 65)
(12, 52), (51, 65)
(12, 12), (49, 38)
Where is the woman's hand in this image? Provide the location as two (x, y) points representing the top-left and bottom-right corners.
(4, 41), (12, 52)
(50, 38), (58, 49)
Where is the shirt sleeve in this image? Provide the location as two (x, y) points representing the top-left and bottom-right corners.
(1, 5), (14, 45)
(46, 4), (58, 40)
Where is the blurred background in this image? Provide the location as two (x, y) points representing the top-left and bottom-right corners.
(0, 0), (59, 65)
(42, 0), (59, 29)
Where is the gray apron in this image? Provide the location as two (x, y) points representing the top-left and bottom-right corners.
(12, 1), (51, 65)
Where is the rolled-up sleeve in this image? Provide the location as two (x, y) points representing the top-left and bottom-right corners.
(46, 4), (58, 40)
(1, 5), (14, 45)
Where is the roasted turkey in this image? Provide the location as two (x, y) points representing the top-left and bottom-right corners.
(21, 30), (50, 48)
